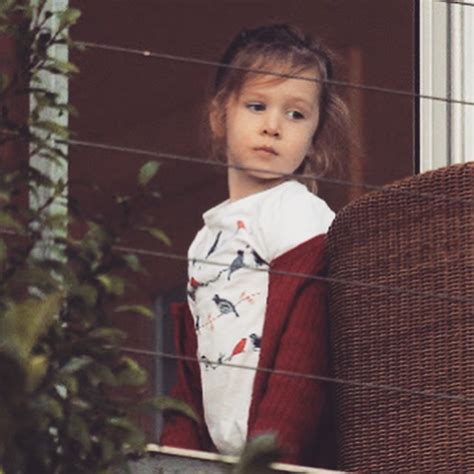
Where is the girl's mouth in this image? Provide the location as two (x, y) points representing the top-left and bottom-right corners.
(254, 146), (278, 156)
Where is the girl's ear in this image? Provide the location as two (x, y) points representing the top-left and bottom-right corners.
(209, 98), (225, 137)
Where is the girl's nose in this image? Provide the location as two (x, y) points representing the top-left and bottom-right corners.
(261, 112), (281, 138)
(263, 126), (280, 138)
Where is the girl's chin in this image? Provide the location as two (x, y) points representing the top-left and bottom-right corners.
(247, 170), (286, 181)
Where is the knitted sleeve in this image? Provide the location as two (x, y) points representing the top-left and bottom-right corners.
(247, 234), (333, 467)
(159, 303), (213, 451)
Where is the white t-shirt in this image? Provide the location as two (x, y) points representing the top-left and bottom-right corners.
(187, 180), (335, 454)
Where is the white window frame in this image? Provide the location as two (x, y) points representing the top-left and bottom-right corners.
(419, 0), (474, 172)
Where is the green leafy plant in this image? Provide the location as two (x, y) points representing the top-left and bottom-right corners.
(0, 2), (191, 473)
(233, 434), (279, 474)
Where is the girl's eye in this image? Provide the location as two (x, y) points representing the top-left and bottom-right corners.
(246, 102), (266, 112)
(287, 110), (305, 120)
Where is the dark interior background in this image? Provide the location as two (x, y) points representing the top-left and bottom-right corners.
(66, 0), (415, 439)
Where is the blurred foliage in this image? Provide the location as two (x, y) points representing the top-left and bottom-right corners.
(233, 434), (279, 474)
(0, 2), (194, 473)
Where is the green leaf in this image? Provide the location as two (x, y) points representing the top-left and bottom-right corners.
(0, 73), (10, 92)
(57, 8), (82, 31)
(97, 274), (124, 296)
(71, 398), (91, 412)
(0, 239), (7, 262)
(141, 395), (199, 423)
(115, 305), (154, 319)
(233, 433), (279, 474)
(138, 161), (160, 186)
(106, 417), (145, 450)
(33, 395), (64, 421)
(14, 264), (57, 292)
(106, 416), (137, 431)
(67, 413), (91, 452)
(0, 187), (11, 203)
(44, 58), (79, 75)
(0, 212), (23, 232)
(88, 327), (126, 345)
(90, 362), (117, 386)
(72, 284), (98, 306)
(99, 438), (115, 463)
(32, 119), (69, 139)
(26, 355), (49, 393)
(0, 291), (63, 359)
(61, 375), (79, 395)
(60, 356), (93, 375)
(81, 222), (111, 262)
(116, 356), (147, 386)
(140, 227), (171, 247)
(122, 253), (141, 272)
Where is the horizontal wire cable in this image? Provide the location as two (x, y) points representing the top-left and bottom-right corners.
(113, 245), (474, 305)
(123, 346), (474, 404)
(1, 227), (470, 306)
(4, 11), (472, 410)
(1, 224), (471, 402)
(75, 40), (474, 108)
(65, 138), (474, 206)
(436, 0), (474, 6)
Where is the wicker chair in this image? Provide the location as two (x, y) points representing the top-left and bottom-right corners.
(326, 163), (474, 472)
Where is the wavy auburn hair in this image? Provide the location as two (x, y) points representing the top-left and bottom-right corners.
(206, 24), (351, 193)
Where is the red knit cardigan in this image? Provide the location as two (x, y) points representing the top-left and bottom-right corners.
(160, 234), (335, 468)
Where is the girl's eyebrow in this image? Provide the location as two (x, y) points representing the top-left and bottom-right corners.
(289, 96), (313, 108)
(284, 96), (318, 114)
(241, 91), (314, 109)
(240, 90), (267, 101)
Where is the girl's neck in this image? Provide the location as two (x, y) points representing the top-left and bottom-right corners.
(227, 168), (285, 202)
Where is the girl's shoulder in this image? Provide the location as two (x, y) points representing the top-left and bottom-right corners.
(259, 181), (335, 261)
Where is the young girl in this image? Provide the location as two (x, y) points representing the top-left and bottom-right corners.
(161, 24), (349, 468)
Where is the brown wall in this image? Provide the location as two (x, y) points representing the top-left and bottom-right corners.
(70, 0), (415, 294)
(66, 0), (416, 438)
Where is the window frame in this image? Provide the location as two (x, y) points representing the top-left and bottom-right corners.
(419, 0), (474, 172)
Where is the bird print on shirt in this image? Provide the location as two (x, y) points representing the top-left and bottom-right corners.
(212, 294), (240, 318)
(227, 250), (245, 280)
(248, 247), (268, 267)
(229, 337), (247, 359)
(200, 355), (216, 370)
(200, 353), (227, 371)
(188, 218), (269, 303)
(200, 332), (262, 369)
(202, 221), (247, 262)
(198, 291), (260, 331)
(188, 246), (251, 301)
(195, 313), (201, 332)
(228, 333), (261, 359)
(187, 277), (200, 302)
(249, 333), (262, 350)
(205, 231), (222, 258)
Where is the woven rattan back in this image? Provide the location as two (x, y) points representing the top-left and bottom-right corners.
(326, 163), (474, 472)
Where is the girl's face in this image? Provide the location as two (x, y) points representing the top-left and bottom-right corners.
(222, 68), (321, 200)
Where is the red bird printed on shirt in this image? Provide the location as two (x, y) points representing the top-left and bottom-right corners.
(187, 277), (201, 301)
(236, 220), (246, 230)
(230, 337), (247, 359)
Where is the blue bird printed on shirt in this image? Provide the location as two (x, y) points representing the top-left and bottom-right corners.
(200, 355), (218, 370)
(212, 294), (240, 318)
(245, 245), (268, 267)
(227, 249), (245, 280)
(249, 333), (261, 350)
